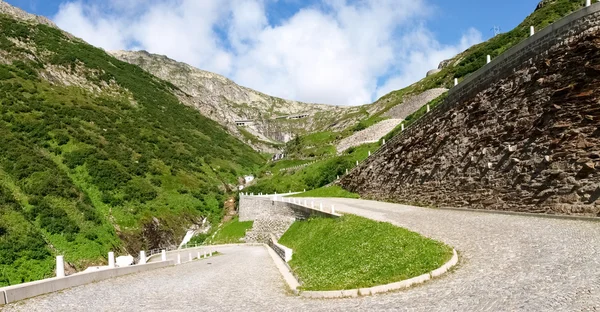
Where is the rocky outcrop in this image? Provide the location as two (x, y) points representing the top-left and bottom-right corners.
(340, 27), (600, 217)
(0, 0), (57, 28)
(110, 50), (356, 150)
(336, 119), (403, 153)
(384, 88), (448, 120)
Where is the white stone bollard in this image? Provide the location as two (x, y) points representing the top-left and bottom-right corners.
(530, 26), (535, 36)
(427, 104), (431, 113)
(587, 0), (592, 6)
(189, 253), (192, 262)
(368, 151), (371, 156)
(382, 139), (386, 145)
(139, 251), (147, 265)
(337, 175), (340, 180)
(161, 250), (167, 261)
(356, 161), (359, 166)
(198, 252), (201, 259)
(346, 168), (349, 174)
(303, 189), (306, 192)
(401, 124), (405, 131)
(108, 252), (115, 268)
(487, 55), (491, 64)
(454, 78), (458, 86)
(177, 254), (181, 264)
(56, 255), (65, 278)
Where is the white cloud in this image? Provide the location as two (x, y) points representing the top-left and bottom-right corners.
(375, 27), (483, 100)
(53, 0), (482, 106)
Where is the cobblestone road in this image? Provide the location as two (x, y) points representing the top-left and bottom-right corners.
(4, 199), (599, 311)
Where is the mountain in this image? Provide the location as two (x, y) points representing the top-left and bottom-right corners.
(0, 0), (264, 285)
(110, 50), (361, 151)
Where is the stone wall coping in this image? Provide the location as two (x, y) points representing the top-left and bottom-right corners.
(0, 260), (175, 305)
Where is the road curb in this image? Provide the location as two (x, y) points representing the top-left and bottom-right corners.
(296, 249), (459, 299)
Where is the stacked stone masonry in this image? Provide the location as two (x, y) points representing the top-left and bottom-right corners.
(341, 5), (600, 217)
(240, 196), (339, 244)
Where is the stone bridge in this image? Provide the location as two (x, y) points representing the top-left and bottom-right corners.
(1, 198), (599, 311)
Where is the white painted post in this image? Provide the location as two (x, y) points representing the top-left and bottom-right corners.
(382, 139), (386, 145)
(139, 251), (147, 264)
(368, 151), (371, 156)
(454, 78), (458, 86)
(320, 202), (323, 211)
(189, 253), (192, 262)
(401, 124), (405, 131)
(177, 254), (181, 264)
(356, 160), (359, 166)
(487, 55), (491, 64)
(161, 250), (167, 261)
(303, 189), (306, 192)
(108, 252), (115, 268)
(346, 168), (349, 174)
(337, 175), (340, 180)
(331, 205), (335, 214)
(56, 255), (65, 278)
(209, 250), (213, 257)
(530, 26), (535, 36)
(587, 0), (592, 7)
(427, 104), (431, 113)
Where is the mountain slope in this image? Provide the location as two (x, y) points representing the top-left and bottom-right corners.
(0, 2), (264, 285)
(110, 50), (360, 150)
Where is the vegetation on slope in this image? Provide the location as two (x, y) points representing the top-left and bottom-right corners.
(206, 216), (253, 245)
(287, 186), (359, 199)
(279, 215), (453, 291)
(0, 14), (264, 285)
(246, 143), (379, 194)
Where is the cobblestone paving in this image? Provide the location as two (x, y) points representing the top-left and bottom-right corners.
(4, 199), (600, 311)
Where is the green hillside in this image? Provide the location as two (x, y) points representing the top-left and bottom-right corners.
(0, 14), (263, 285)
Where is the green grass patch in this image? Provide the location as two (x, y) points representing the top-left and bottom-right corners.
(279, 215), (453, 291)
(288, 186), (359, 199)
(207, 216), (253, 244)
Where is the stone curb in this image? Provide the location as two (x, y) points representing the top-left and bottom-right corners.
(298, 249), (458, 299)
(263, 244), (300, 294)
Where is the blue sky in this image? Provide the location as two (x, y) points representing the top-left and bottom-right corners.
(6, 0), (541, 105)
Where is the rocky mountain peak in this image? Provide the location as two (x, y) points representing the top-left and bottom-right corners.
(0, 0), (57, 28)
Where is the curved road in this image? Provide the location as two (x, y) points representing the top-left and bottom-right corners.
(4, 198), (599, 311)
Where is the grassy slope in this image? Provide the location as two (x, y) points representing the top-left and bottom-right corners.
(207, 216), (253, 245)
(288, 186), (359, 199)
(279, 215), (453, 291)
(0, 15), (264, 285)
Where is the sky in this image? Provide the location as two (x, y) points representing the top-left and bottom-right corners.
(6, 0), (541, 106)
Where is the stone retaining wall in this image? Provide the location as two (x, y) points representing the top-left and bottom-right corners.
(373, 4), (600, 161)
(341, 4), (600, 216)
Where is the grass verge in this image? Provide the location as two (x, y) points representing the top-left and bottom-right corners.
(207, 216), (253, 244)
(278, 215), (453, 291)
(287, 186), (359, 199)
